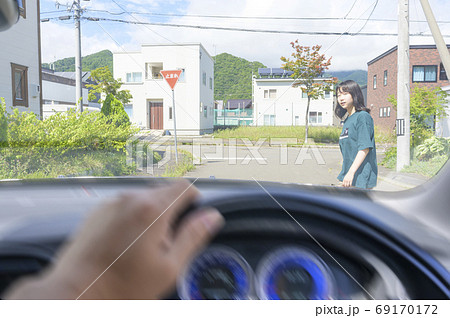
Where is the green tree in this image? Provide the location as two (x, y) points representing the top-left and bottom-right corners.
(0, 98), (8, 146)
(101, 94), (130, 127)
(87, 67), (132, 105)
(388, 85), (448, 145)
(281, 41), (337, 143)
(214, 53), (266, 103)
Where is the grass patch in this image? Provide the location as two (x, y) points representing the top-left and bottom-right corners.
(161, 149), (195, 177)
(402, 155), (448, 177)
(213, 125), (395, 147)
(0, 148), (137, 179)
(213, 126), (341, 143)
(380, 146), (448, 177)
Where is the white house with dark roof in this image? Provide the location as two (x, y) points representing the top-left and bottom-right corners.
(253, 68), (337, 126)
(41, 69), (101, 119)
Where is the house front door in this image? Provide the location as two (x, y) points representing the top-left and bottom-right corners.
(148, 101), (163, 130)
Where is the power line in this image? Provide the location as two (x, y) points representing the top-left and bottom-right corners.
(109, 0), (198, 51)
(354, 0), (379, 34)
(59, 8), (450, 24)
(59, 16), (448, 37)
(344, 0), (359, 19)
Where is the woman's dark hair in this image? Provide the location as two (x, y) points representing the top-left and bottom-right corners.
(334, 80), (370, 119)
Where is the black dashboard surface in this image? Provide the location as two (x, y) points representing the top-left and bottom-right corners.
(0, 178), (449, 299)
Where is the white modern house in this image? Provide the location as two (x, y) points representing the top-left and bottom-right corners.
(114, 43), (214, 135)
(253, 68), (337, 126)
(41, 69), (100, 119)
(0, 0), (41, 117)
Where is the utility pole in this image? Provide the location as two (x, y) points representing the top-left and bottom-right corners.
(419, 0), (450, 84)
(397, 0), (410, 171)
(74, 0), (83, 112)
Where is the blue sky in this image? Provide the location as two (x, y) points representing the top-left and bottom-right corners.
(40, 0), (450, 71)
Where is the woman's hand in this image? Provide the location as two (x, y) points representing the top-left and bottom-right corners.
(342, 171), (355, 187)
(5, 180), (225, 299)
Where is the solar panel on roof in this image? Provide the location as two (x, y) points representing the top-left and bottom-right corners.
(258, 68), (271, 75)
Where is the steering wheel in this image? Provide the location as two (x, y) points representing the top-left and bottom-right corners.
(176, 189), (450, 300)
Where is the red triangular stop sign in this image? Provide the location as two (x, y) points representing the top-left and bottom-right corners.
(160, 70), (182, 90)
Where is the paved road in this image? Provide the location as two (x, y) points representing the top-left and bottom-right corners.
(179, 143), (422, 191)
(184, 144), (342, 185)
(138, 134), (428, 191)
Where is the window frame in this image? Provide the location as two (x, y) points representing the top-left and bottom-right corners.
(412, 65), (438, 83)
(439, 63), (448, 81)
(264, 89), (277, 99)
(383, 70), (388, 86)
(373, 75), (377, 89)
(11, 63), (28, 107)
(18, 0), (26, 18)
(126, 72), (143, 83)
(308, 111), (323, 124)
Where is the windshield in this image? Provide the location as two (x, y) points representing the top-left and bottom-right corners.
(0, 0), (449, 191)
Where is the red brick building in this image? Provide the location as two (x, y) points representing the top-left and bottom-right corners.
(367, 45), (449, 131)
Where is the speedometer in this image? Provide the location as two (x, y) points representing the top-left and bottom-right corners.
(256, 247), (335, 300)
(177, 245), (253, 300)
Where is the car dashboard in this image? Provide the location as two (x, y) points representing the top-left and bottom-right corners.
(0, 178), (449, 300)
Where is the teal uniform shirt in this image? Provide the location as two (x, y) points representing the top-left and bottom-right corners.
(337, 111), (378, 189)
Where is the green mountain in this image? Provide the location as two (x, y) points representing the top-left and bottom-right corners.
(326, 70), (368, 87)
(42, 50), (113, 73)
(214, 53), (266, 102)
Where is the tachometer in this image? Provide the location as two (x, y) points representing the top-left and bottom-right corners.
(256, 247), (334, 300)
(178, 245), (253, 300)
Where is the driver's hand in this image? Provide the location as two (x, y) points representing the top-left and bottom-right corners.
(5, 180), (224, 299)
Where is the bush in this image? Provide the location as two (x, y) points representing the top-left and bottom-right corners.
(381, 146), (397, 169)
(101, 93), (130, 127)
(416, 136), (450, 161)
(0, 98), (8, 146)
(0, 105), (140, 179)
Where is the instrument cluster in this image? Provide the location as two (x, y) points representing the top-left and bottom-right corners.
(177, 244), (346, 300)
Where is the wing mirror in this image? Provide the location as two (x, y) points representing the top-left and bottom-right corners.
(0, 0), (19, 31)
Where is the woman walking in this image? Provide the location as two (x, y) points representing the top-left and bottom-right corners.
(335, 80), (378, 189)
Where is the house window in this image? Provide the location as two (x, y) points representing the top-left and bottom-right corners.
(264, 89), (276, 99)
(302, 91), (308, 99)
(209, 77), (213, 90)
(373, 75), (377, 89)
(309, 111), (322, 124)
(264, 114), (275, 126)
(379, 107), (391, 118)
(383, 70), (388, 86)
(11, 63), (28, 107)
(202, 72), (206, 86)
(145, 63), (163, 80)
(177, 68), (185, 82)
(439, 63), (448, 81)
(412, 65), (437, 82)
(204, 105), (208, 118)
(17, 0), (26, 18)
(169, 107), (173, 120)
(294, 116), (299, 125)
(324, 90), (331, 99)
(124, 104), (133, 119)
(126, 72), (142, 83)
